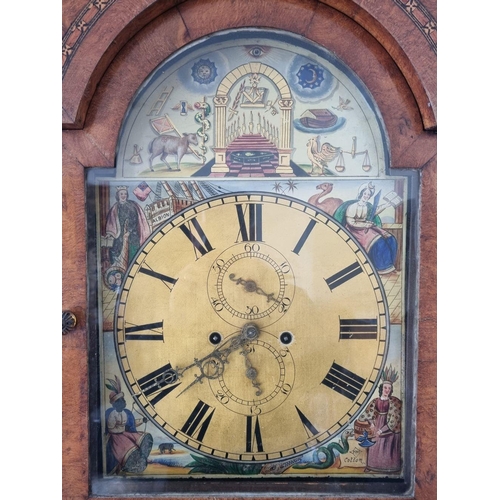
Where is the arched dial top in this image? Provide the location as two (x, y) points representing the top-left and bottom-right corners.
(115, 193), (389, 463)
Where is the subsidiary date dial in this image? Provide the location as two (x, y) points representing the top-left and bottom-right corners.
(210, 329), (295, 417)
(207, 243), (295, 327)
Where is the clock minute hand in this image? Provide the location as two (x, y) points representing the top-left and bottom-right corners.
(175, 371), (206, 397)
(175, 350), (227, 398)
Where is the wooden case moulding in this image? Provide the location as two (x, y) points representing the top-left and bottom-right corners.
(62, 1), (436, 499)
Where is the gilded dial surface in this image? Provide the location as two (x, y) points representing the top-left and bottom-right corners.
(115, 193), (389, 463)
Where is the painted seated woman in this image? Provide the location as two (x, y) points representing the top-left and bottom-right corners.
(333, 182), (397, 275)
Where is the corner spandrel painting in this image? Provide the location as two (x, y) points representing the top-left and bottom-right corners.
(88, 29), (416, 482)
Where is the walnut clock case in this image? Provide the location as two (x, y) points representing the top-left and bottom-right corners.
(62, 2), (436, 499)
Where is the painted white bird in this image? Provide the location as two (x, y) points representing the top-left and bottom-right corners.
(333, 96), (353, 111)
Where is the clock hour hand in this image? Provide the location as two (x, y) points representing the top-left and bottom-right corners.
(238, 323), (262, 396)
(240, 343), (262, 396)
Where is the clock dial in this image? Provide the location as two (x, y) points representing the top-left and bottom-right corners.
(115, 193), (389, 463)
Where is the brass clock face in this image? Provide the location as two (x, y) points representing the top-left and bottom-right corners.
(115, 193), (388, 462)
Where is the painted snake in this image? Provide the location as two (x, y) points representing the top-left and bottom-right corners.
(292, 430), (352, 470)
(194, 101), (211, 163)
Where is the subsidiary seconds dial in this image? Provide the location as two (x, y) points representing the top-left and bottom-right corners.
(207, 242), (295, 327)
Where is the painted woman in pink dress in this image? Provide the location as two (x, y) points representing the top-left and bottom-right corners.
(356, 366), (402, 473)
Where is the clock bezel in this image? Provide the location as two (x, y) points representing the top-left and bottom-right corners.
(113, 191), (390, 463)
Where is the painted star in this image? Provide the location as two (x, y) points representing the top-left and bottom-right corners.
(286, 180), (298, 193)
(272, 182), (284, 193)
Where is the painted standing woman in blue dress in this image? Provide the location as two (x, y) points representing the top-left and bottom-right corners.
(333, 182), (398, 274)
